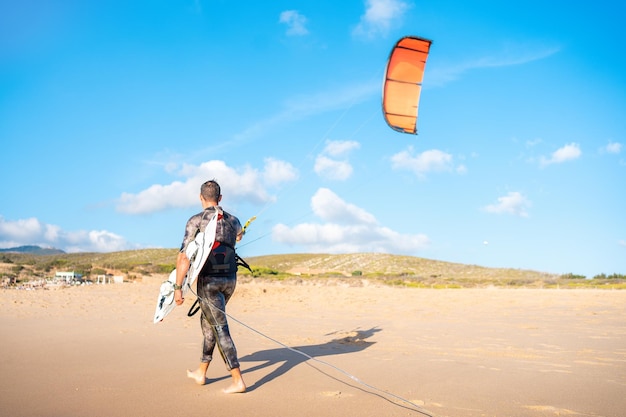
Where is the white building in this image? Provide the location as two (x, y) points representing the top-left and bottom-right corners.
(54, 271), (83, 283)
(96, 274), (124, 284)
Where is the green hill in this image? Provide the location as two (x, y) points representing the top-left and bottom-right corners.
(1, 249), (622, 288)
(244, 253), (560, 287)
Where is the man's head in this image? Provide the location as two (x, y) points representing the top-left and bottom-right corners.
(200, 180), (221, 204)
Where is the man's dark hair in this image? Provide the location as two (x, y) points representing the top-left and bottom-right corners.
(201, 180), (221, 203)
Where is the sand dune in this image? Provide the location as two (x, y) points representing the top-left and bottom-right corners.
(1, 276), (624, 417)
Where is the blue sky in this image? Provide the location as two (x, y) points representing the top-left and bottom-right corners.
(1, 0), (624, 277)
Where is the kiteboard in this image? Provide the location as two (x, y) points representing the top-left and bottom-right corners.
(153, 209), (220, 323)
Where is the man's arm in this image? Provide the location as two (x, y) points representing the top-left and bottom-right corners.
(174, 251), (190, 305)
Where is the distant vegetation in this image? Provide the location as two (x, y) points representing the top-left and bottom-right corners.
(0, 249), (177, 284)
(1, 248), (623, 289)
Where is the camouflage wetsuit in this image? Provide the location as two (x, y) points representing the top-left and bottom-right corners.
(179, 206), (242, 370)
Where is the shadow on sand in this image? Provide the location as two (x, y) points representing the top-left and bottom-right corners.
(207, 326), (429, 415)
(239, 327), (381, 392)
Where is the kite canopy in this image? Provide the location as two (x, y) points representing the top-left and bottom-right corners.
(382, 36), (432, 135)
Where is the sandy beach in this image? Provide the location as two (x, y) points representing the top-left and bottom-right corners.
(1, 276), (625, 417)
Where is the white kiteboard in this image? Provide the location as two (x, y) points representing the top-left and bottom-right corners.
(153, 209), (220, 323)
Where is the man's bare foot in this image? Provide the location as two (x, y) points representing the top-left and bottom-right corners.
(222, 381), (246, 394)
(187, 369), (207, 385)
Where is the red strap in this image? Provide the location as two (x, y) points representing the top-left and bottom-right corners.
(213, 213), (223, 249)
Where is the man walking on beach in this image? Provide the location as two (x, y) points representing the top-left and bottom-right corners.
(174, 179), (246, 394)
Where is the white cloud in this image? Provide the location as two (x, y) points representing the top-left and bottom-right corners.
(232, 81), (378, 145)
(63, 230), (129, 253)
(604, 141), (622, 154)
(352, 0), (409, 39)
(526, 138), (542, 148)
(279, 10), (309, 36)
(117, 180), (198, 214)
(483, 192), (531, 218)
(391, 147), (455, 178)
(0, 216), (130, 252)
(314, 140), (361, 181)
(272, 188), (430, 253)
(540, 143), (582, 166)
(428, 45), (560, 88)
(263, 157), (299, 186)
(618, 239), (626, 247)
(311, 188), (376, 225)
(315, 156), (353, 181)
(323, 140), (360, 157)
(281, 83), (377, 117)
(117, 159), (297, 214)
(0, 216), (45, 242)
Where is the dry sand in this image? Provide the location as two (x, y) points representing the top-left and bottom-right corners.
(1, 276), (625, 417)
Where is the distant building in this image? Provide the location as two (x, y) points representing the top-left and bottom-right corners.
(54, 271), (83, 283)
(96, 274), (124, 284)
(96, 274), (112, 284)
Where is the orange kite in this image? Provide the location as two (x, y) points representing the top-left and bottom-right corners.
(382, 36), (432, 134)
